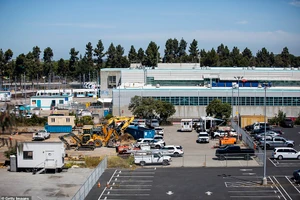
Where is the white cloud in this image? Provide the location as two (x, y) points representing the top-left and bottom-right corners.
(289, 0), (300, 7)
(236, 20), (248, 25)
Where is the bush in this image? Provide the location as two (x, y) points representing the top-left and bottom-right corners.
(4, 147), (17, 159)
(107, 155), (136, 168)
(85, 157), (102, 168)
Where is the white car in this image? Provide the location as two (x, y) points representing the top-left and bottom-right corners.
(32, 129), (50, 141)
(158, 145), (184, 157)
(272, 147), (300, 160)
(154, 127), (164, 136)
(197, 132), (210, 143)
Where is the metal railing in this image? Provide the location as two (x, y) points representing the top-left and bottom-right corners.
(231, 120), (263, 165)
(71, 157), (107, 200)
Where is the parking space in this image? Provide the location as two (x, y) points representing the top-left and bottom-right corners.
(269, 158), (300, 168)
(97, 168), (156, 200)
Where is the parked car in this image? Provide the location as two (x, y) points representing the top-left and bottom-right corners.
(281, 118), (294, 128)
(215, 145), (255, 160)
(271, 147), (300, 160)
(254, 131), (281, 141)
(292, 169), (300, 183)
(154, 127), (164, 136)
(158, 145), (184, 157)
(32, 129), (50, 141)
(258, 136), (294, 149)
(149, 139), (165, 149)
(197, 132), (210, 143)
(153, 135), (164, 141)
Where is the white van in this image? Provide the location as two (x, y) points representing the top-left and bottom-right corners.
(180, 119), (193, 132)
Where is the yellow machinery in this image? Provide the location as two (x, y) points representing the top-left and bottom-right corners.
(59, 132), (95, 151)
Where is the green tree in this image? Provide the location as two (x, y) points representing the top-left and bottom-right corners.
(188, 39), (199, 62)
(206, 99), (231, 121)
(281, 47), (290, 67)
(128, 45), (138, 63)
(203, 48), (218, 67)
(94, 40), (105, 70)
(106, 43), (116, 68)
(178, 38), (187, 62)
(128, 96), (175, 122)
(15, 53), (26, 84)
(43, 47), (54, 78)
(164, 38), (174, 63)
(115, 44), (129, 68)
(57, 58), (68, 77)
(85, 42), (94, 78)
(137, 48), (145, 64)
(69, 47), (79, 76)
(256, 47), (270, 67)
(32, 46), (42, 79)
(145, 41), (160, 68)
(230, 46), (242, 66)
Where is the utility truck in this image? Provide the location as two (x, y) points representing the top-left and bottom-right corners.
(134, 151), (171, 166)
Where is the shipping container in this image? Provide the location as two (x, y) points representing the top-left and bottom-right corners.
(241, 115), (265, 129)
(125, 125), (155, 140)
(45, 124), (73, 133)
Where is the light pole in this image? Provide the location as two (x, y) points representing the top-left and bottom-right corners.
(231, 83), (236, 125)
(234, 76), (243, 129)
(42, 76), (46, 94)
(262, 82), (271, 185)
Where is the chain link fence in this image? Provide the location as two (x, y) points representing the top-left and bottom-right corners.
(71, 157), (107, 200)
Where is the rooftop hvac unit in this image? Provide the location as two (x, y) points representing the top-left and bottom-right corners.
(252, 66), (255, 70)
(156, 84), (160, 88)
(247, 66), (251, 70)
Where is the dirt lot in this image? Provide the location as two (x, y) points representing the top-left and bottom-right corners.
(0, 127), (117, 165)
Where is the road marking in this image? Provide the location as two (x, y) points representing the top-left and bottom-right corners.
(285, 176), (300, 193)
(272, 176), (292, 200)
(240, 169), (253, 171)
(114, 175), (154, 178)
(102, 194), (150, 196)
(242, 173), (256, 176)
(166, 191), (174, 195)
(228, 190), (278, 193)
(109, 188), (151, 191)
(230, 195), (281, 198)
(110, 185), (152, 187)
(98, 169), (117, 200)
(269, 177), (287, 200)
(205, 191), (213, 195)
(112, 180), (153, 182)
(268, 158), (278, 167)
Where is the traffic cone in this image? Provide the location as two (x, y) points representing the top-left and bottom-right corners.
(97, 182), (101, 188)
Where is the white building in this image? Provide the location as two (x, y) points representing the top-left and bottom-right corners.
(100, 64), (300, 119)
(30, 95), (73, 110)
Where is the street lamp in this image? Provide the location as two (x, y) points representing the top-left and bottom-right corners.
(231, 83), (237, 125)
(234, 76), (243, 128)
(262, 82), (271, 185)
(42, 76), (46, 94)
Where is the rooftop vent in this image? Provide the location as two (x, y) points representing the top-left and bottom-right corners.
(247, 66), (251, 70)
(252, 66), (255, 70)
(156, 84), (160, 88)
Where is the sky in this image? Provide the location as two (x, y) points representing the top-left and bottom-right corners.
(1, 0), (300, 60)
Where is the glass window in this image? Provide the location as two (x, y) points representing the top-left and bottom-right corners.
(23, 151), (33, 160)
(51, 118), (55, 123)
(59, 100), (64, 104)
(66, 118), (70, 122)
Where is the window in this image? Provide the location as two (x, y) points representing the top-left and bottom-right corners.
(23, 151), (33, 160)
(32, 100), (36, 105)
(59, 100), (64, 104)
(66, 118), (70, 122)
(51, 118), (55, 123)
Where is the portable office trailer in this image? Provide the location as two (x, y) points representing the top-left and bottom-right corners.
(0, 91), (11, 102)
(30, 95), (73, 110)
(180, 119), (193, 132)
(48, 115), (75, 127)
(16, 141), (65, 172)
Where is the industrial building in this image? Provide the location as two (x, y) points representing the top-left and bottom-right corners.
(100, 64), (300, 119)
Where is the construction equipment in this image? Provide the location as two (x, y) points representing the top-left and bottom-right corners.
(59, 132), (95, 151)
(219, 137), (237, 146)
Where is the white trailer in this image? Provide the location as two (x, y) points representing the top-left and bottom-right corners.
(30, 95), (73, 110)
(0, 91), (11, 102)
(16, 141), (65, 173)
(180, 119), (193, 132)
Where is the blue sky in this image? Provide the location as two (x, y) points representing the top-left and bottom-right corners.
(1, 0), (300, 60)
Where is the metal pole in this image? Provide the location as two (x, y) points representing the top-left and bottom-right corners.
(14, 76), (16, 100)
(237, 79), (240, 128)
(24, 72), (26, 104)
(118, 84), (121, 116)
(262, 84), (267, 185)
(231, 86), (234, 125)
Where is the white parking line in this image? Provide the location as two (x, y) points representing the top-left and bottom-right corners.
(102, 194), (150, 196)
(230, 195), (281, 198)
(285, 176), (300, 193)
(240, 169), (253, 171)
(269, 176), (288, 200)
(98, 169), (117, 200)
(114, 175), (154, 178)
(268, 158), (278, 167)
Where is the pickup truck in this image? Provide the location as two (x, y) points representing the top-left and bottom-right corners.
(134, 151), (171, 166)
(257, 136), (294, 149)
(215, 145), (255, 160)
(196, 132), (210, 143)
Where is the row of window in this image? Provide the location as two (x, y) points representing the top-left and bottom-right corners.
(152, 96), (300, 106)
